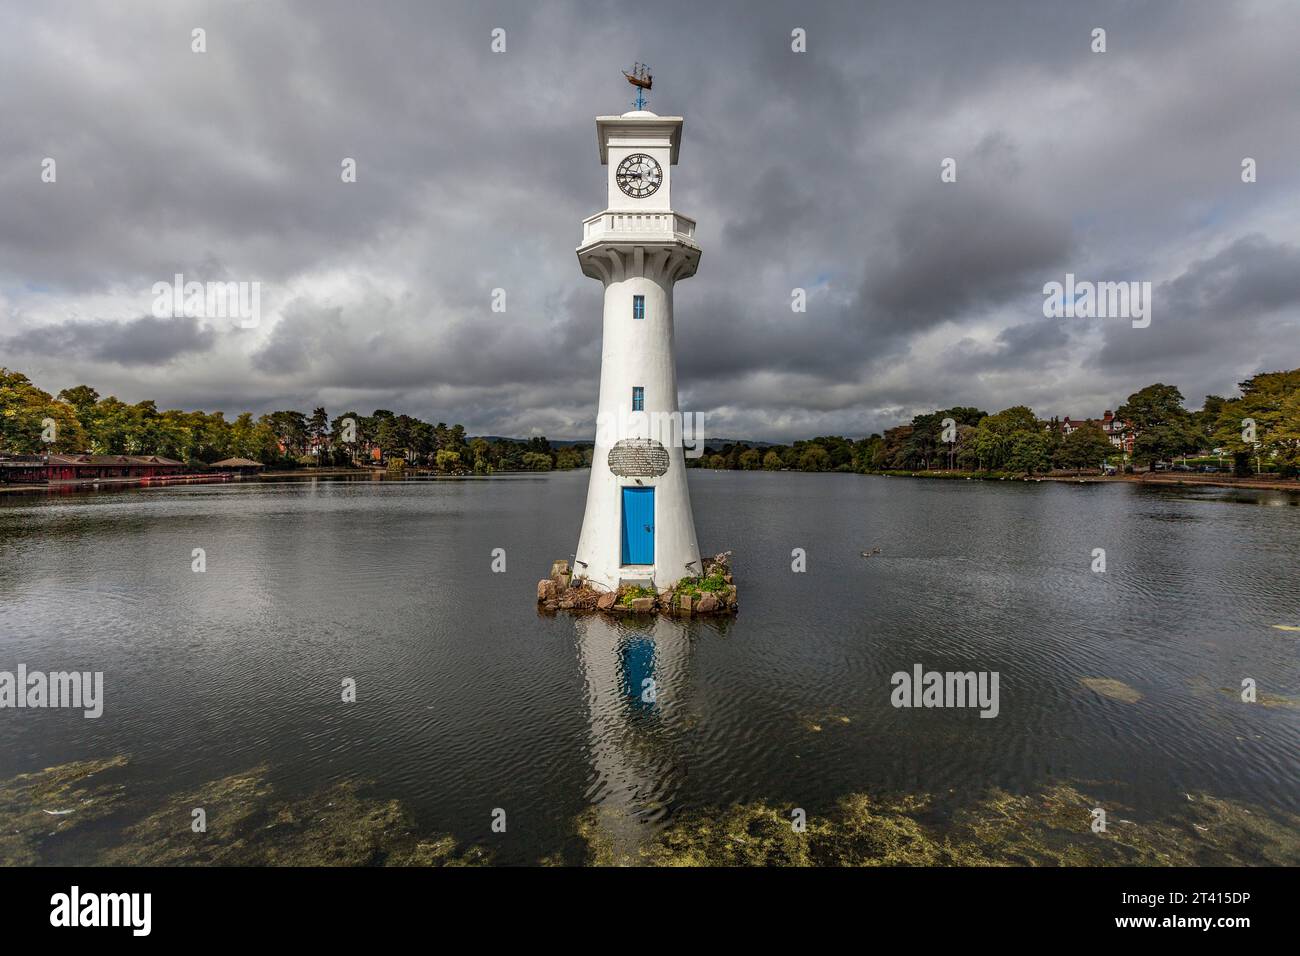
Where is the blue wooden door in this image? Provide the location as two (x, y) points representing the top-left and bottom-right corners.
(620, 487), (655, 565)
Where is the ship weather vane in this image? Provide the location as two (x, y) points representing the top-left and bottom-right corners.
(623, 62), (652, 110)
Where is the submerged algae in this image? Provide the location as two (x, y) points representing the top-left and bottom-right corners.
(3, 758), (1296, 866)
(1216, 686), (1300, 709)
(1080, 678), (1143, 703)
(1, 759), (487, 867)
(1257, 693), (1300, 710)
(576, 784), (1300, 867)
(0, 755), (129, 865)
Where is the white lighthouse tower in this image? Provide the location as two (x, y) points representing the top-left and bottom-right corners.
(573, 71), (702, 592)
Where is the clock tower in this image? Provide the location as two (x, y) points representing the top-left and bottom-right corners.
(572, 96), (703, 592)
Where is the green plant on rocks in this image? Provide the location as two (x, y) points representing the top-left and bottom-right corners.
(619, 585), (656, 606)
(673, 570), (729, 599)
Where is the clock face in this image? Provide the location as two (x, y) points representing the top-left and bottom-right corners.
(615, 153), (663, 199)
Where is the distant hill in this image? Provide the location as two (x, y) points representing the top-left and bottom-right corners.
(471, 436), (592, 447)
(701, 438), (778, 448)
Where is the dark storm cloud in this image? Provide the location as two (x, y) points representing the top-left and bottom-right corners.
(864, 188), (1074, 343)
(1091, 235), (1300, 391)
(992, 319), (1072, 360)
(3, 315), (215, 367)
(937, 320), (1074, 380)
(1161, 235), (1300, 318)
(2, 0), (1298, 439)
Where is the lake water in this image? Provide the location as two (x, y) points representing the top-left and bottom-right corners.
(1, 471), (1297, 864)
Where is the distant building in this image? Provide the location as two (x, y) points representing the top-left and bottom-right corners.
(1099, 410), (1134, 454)
(0, 454), (186, 484)
(1059, 411), (1133, 454)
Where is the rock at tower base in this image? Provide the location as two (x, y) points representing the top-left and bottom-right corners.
(536, 551), (738, 616)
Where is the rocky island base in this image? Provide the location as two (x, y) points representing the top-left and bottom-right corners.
(537, 552), (738, 616)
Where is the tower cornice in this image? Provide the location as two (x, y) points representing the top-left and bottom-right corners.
(576, 210), (700, 283)
(595, 114), (683, 165)
(576, 241), (700, 285)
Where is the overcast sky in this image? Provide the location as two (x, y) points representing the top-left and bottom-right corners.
(3, 0), (1299, 440)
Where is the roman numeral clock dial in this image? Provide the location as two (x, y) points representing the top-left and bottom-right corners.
(615, 153), (663, 198)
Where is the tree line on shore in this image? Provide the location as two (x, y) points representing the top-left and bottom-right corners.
(687, 371), (1300, 478)
(0, 370), (591, 474)
(3, 367), (1297, 478)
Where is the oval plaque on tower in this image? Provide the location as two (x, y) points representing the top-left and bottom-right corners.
(607, 438), (670, 478)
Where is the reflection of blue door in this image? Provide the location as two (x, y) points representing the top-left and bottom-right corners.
(620, 635), (656, 707)
(620, 487), (655, 565)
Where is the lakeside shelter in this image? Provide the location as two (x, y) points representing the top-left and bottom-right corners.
(0, 454), (186, 484)
(211, 457), (265, 475)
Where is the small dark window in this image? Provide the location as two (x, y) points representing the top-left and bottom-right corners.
(632, 295), (645, 320)
(632, 386), (644, 411)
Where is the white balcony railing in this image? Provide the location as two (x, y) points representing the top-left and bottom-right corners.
(581, 212), (696, 244)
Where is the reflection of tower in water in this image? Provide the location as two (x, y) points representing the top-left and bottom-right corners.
(573, 613), (700, 858)
(618, 634), (656, 710)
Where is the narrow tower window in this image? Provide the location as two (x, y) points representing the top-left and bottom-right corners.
(632, 295), (646, 320)
(632, 386), (644, 411)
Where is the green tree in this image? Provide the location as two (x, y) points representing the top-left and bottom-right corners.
(555, 446), (585, 470)
(265, 410), (309, 458)
(1195, 395), (1227, 444)
(1212, 370), (1300, 476)
(1055, 423), (1114, 473)
(853, 435), (882, 472)
(229, 412), (272, 461)
(953, 423), (978, 470)
(332, 411), (362, 464)
(1116, 384), (1202, 470)
(1, 369), (86, 452)
(1006, 430), (1052, 475)
(798, 445), (830, 472)
(434, 449), (463, 473)
(521, 451), (552, 472)
(902, 414), (943, 469)
(875, 426), (912, 469)
(56, 385), (99, 423)
(469, 437), (490, 471)
(307, 406), (330, 460)
(969, 406), (1041, 471)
